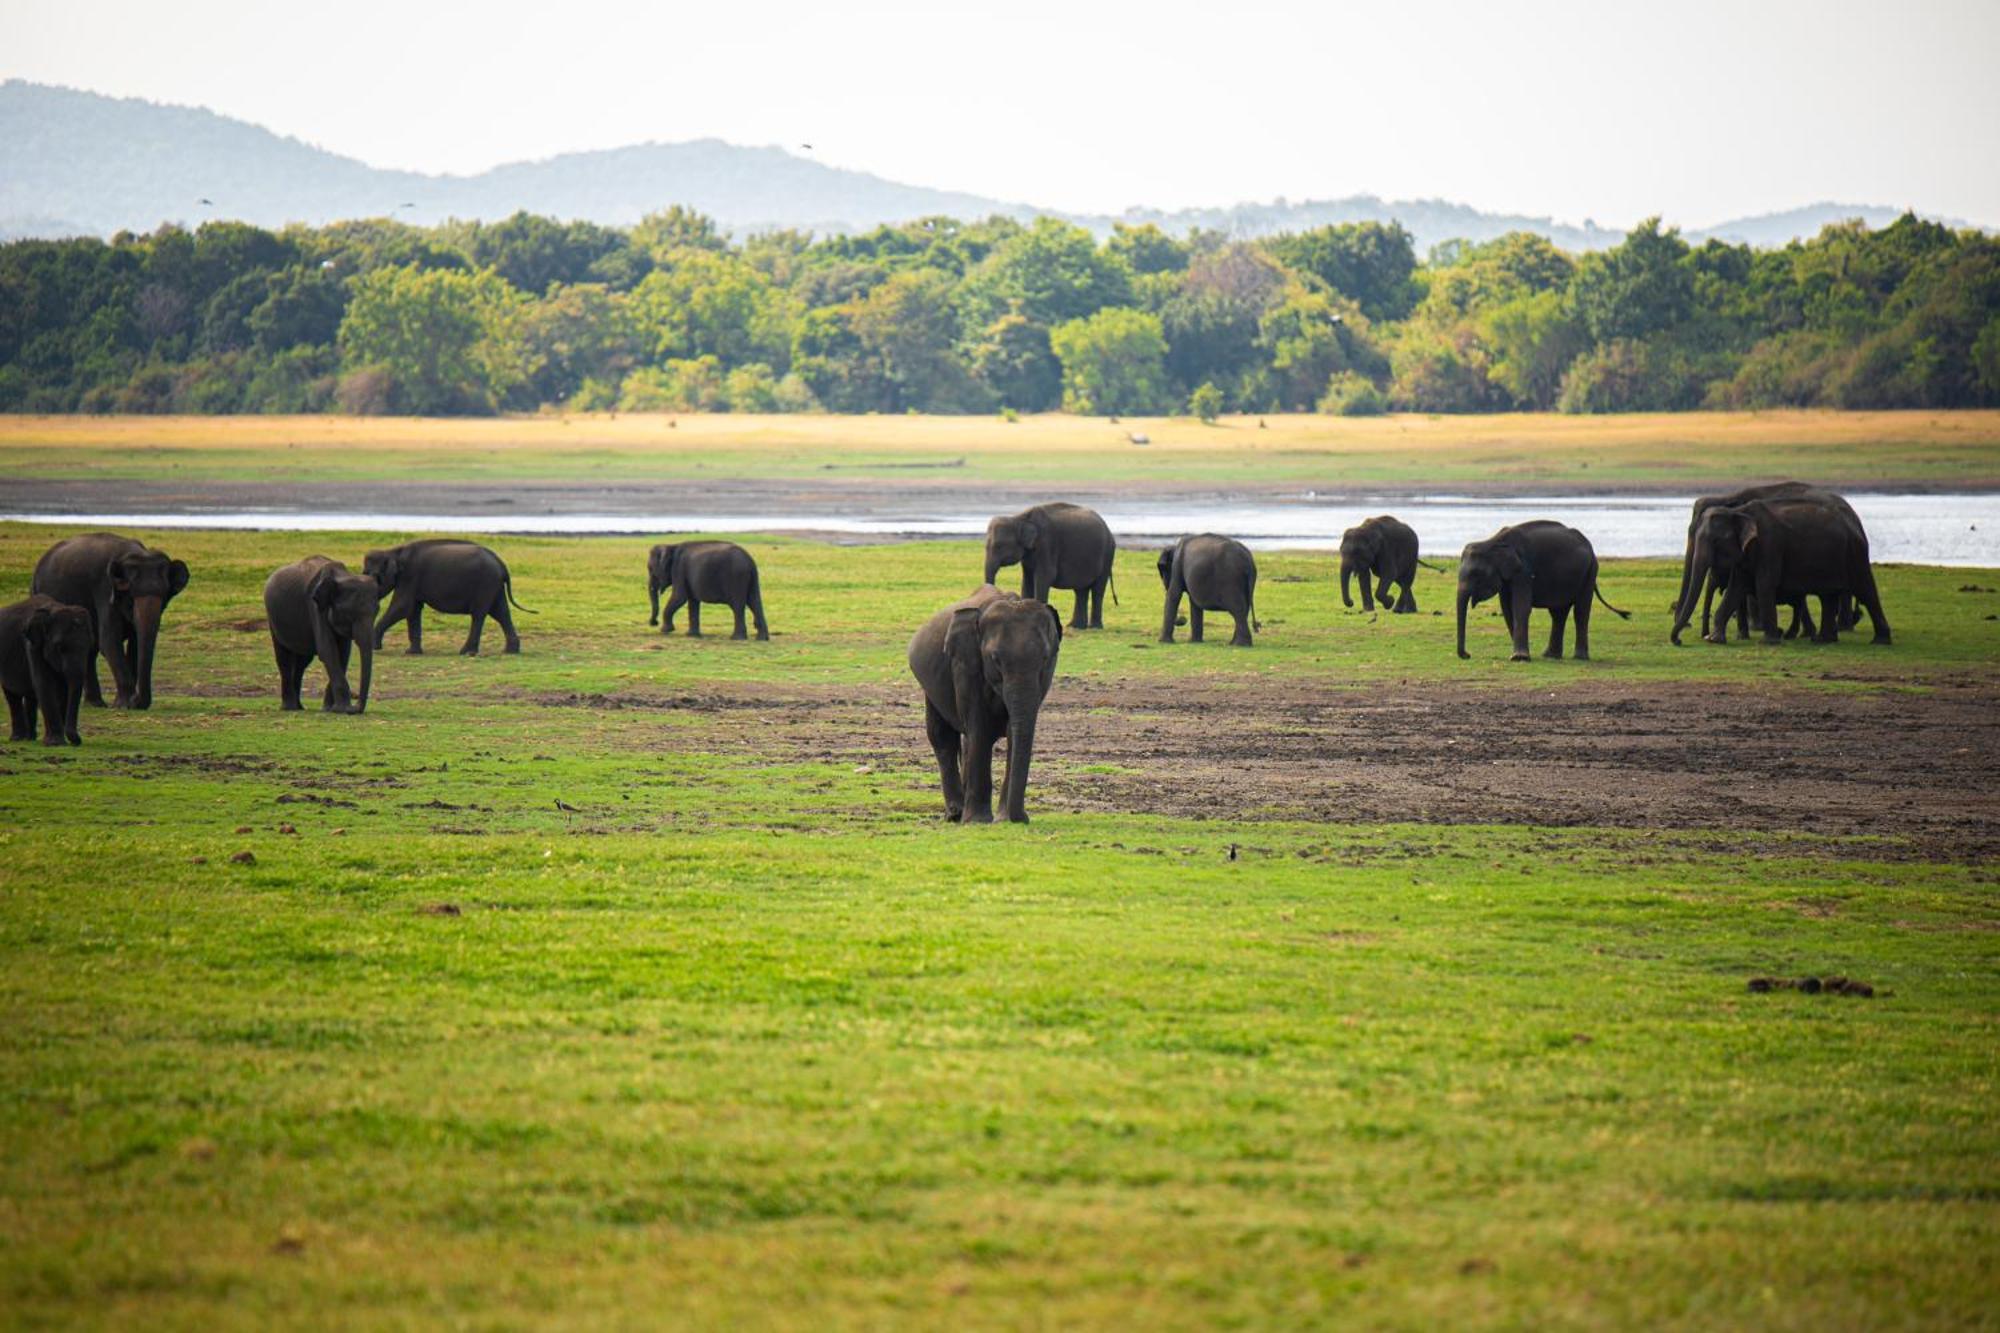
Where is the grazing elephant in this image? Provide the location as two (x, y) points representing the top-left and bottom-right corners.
(1670, 482), (1854, 644)
(648, 541), (769, 640)
(983, 502), (1118, 629)
(907, 584), (1063, 824)
(1339, 515), (1439, 613)
(363, 539), (532, 656)
(264, 556), (380, 713)
(1456, 521), (1631, 661)
(1674, 495), (1890, 646)
(0, 596), (94, 746)
(1158, 534), (1259, 646)
(30, 532), (189, 709)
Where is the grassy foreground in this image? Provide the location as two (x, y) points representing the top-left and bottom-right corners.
(3, 409), (2000, 490)
(0, 524), (1996, 1329)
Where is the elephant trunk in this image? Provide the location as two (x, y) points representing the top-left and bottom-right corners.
(983, 549), (1002, 586)
(131, 594), (162, 709)
(64, 671), (83, 742)
(353, 633), (373, 714)
(1340, 559), (1354, 608)
(999, 683), (1041, 823)
(1673, 545), (1712, 645)
(1455, 587), (1471, 659)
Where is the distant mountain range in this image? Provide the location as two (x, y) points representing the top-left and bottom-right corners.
(1, 81), (1980, 253)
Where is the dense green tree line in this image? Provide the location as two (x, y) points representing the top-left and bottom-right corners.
(1, 206), (1994, 416)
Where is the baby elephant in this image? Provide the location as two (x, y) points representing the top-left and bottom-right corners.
(908, 585), (1062, 824)
(648, 540), (769, 640)
(1340, 515), (1438, 613)
(264, 556), (380, 713)
(1159, 534), (1260, 646)
(0, 595), (95, 746)
(1456, 520), (1631, 662)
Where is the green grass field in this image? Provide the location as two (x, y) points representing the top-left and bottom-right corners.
(1, 520), (1997, 1329)
(4, 408), (2000, 490)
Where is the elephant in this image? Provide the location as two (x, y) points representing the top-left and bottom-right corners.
(263, 556), (381, 714)
(30, 532), (189, 709)
(0, 596), (94, 746)
(1670, 482), (1857, 644)
(647, 541), (769, 640)
(1339, 515), (1440, 614)
(907, 584), (1063, 824)
(363, 539), (532, 656)
(1158, 534), (1259, 646)
(982, 502), (1118, 629)
(1456, 520), (1631, 661)
(1673, 495), (1890, 646)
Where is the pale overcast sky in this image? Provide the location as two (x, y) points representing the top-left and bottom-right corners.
(5, 0), (1997, 227)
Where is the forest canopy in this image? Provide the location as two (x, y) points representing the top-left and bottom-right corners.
(2, 207), (1995, 416)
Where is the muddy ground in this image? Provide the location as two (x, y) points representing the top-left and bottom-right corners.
(540, 677), (2000, 861)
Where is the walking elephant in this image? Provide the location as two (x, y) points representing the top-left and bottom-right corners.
(264, 556), (380, 713)
(363, 539), (532, 656)
(648, 541), (768, 640)
(908, 584), (1063, 824)
(1670, 482), (1858, 644)
(31, 532), (189, 709)
(1339, 515), (1438, 613)
(0, 596), (94, 746)
(1456, 521), (1631, 661)
(983, 502), (1117, 629)
(1158, 535), (1259, 646)
(1673, 494), (1890, 646)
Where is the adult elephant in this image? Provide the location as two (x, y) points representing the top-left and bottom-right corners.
(648, 541), (768, 640)
(907, 584), (1062, 824)
(1339, 515), (1439, 614)
(263, 556), (380, 713)
(31, 533), (189, 709)
(363, 539), (532, 656)
(1456, 520), (1630, 662)
(983, 502), (1117, 629)
(1674, 494), (1890, 646)
(0, 596), (94, 746)
(1670, 481), (1855, 643)
(1158, 534), (1259, 646)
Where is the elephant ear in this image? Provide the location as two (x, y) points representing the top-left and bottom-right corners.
(1491, 544), (1527, 581)
(1156, 546), (1175, 583)
(166, 559), (190, 599)
(1738, 515), (1761, 556)
(944, 606), (987, 722)
(107, 556), (131, 594)
(308, 566), (340, 611)
(1041, 600), (1064, 645)
(22, 606), (51, 648)
(378, 554), (401, 590)
(1019, 512), (1045, 551)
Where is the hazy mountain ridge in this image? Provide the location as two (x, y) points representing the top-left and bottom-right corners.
(0, 81), (1977, 252)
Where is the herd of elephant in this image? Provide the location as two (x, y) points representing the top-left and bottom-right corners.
(2, 482), (1891, 827)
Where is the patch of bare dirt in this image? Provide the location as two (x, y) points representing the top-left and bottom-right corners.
(533, 676), (2000, 860)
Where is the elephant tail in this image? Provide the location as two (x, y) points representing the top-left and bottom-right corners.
(1593, 582), (1632, 620)
(1107, 565), (1120, 607)
(1416, 557), (1447, 572)
(505, 574), (540, 615)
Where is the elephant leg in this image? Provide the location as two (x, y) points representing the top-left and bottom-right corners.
(1188, 605), (1205, 643)
(1376, 575), (1394, 609)
(375, 591), (420, 653)
(1230, 609), (1253, 647)
(83, 658), (105, 707)
(1574, 595), (1593, 661)
(1070, 588), (1089, 631)
(327, 638), (355, 711)
(749, 586), (770, 641)
(963, 731), (998, 825)
(461, 608), (487, 656)
(5, 689), (30, 740)
(686, 600), (703, 638)
(924, 701), (965, 822)
(1090, 577), (1106, 629)
(274, 640), (304, 710)
(1544, 604), (1570, 659)
(1814, 594), (1840, 644)
(660, 586), (688, 634)
(1395, 581), (1416, 613)
(490, 595), (521, 654)
(730, 597), (749, 641)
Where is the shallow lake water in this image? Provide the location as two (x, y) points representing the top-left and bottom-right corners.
(5, 493), (1997, 566)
